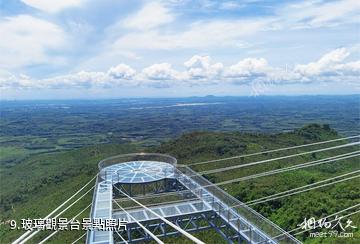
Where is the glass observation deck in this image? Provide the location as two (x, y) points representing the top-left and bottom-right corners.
(101, 160), (175, 184)
(87, 153), (301, 244)
(113, 199), (212, 223)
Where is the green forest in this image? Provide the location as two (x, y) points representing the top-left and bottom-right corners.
(0, 123), (359, 243)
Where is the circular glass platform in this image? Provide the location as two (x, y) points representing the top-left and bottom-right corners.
(102, 161), (175, 184)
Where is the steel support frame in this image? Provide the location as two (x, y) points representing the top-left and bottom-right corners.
(113, 178), (183, 198)
(112, 180), (273, 244)
(90, 163), (300, 244)
(176, 170), (276, 243)
(113, 210), (252, 244)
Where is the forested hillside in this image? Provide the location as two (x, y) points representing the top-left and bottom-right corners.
(0, 124), (359, 243)
(156, 124), (360, 243)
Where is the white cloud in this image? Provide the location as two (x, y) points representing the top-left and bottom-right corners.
(113, 19), (266, 50)
(141, 63), (179, 80)
(0, 15), (67, 69)
(1, 48), (359, 90)
(220, 1), (245, 10)
(224, 58), (305, 85)
(83, 0), (358, 78)
(184, 55), (223, 81)
(108, 64), (136, 79)
(123, 2), (174, 30)
(0, 64), (138, 89)
(42, 71), (108, 88)
(226, 58), (269, 78)
(21, 0), (84, 13)
(295, 48), (352, 76)
(277, 0), (360, 28)
(335, 61), (360, 76)
(43, 64), (140, 88)
(0, 72), (21, 89)
(110, 0), (359, 54)
(139, 63), (182, 87)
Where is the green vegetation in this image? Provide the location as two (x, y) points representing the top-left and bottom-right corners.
(0, 96), (359, 243)
(0, 124), (359, 243)
(0, 147), (29, 166)
(1, 96), (359, 168)
(156, 124), (360, 243)
(0, 143), (140, 243)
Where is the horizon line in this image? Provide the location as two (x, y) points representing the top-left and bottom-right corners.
(1, 94), (360, 102)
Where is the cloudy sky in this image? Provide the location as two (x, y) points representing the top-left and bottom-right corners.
(0, 0), (359, 99)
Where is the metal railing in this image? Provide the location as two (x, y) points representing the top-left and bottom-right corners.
(86, 175), (99, 244)
(90, 154), (301, 243)
(176, 165), (301, 244)
(98, 153), (177, 181)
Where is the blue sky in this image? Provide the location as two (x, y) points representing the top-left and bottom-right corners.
(0, 0), (359, 99)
